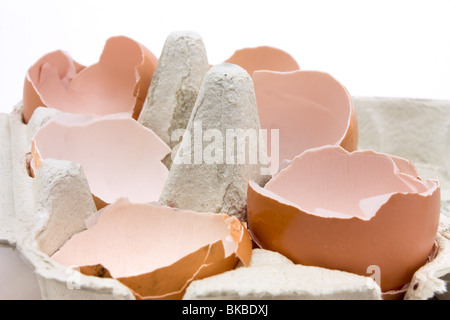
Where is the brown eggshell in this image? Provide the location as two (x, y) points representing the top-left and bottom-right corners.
(247, 145), (440, 294)
(30, 113), (170, 208)
(22, 36), (158, 123)
(51, 198), (252, 300)
(22, 50), (85, 123)
(225, 46), (300, 77)
(253, 70), (358, 172)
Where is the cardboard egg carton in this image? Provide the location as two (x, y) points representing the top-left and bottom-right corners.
(1, 96), (450, 300)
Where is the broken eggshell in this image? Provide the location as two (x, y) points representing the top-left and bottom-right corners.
(225, 46), (300, 77)
(22, 36), (158, 123)
(247, 145), (440, 295)
(30, 113), (170, 209)
(254, 70), (358, 174)
(50, 198), (252, 300)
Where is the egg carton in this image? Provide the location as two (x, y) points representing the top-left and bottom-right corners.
(1, 96), (450, 300)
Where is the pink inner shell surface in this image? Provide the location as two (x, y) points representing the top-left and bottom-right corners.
(247, 145), (440, 293)
(31, 113), (170, 205)
(263, 146), (437, 220)
(254, 70), (355, 167)
(51, 199), (238, 278)
(23, 36), (157, 122)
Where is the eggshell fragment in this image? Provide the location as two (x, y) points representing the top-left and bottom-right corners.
(50, 198), (252, 300)
(22, 36), (158, 123)
(30, 113), (170, 208)
(247, 145), (440, 294)
(254, 70), (358, 173)
(225, 46), (300, 77)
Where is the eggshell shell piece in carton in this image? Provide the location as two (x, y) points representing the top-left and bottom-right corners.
(22, 36), (158, 123)
(30, 113), (170, 208)
(51, 198), (252, 300)
(247, 145), (440, 294)
(225, 46), (300, 77)
(253, 70), (358, 172)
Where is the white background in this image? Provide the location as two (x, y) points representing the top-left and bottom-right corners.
(0, 0), (449, 113)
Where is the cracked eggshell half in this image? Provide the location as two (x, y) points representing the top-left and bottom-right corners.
(50, 198), (252, 300)
(23, 36), (158, 123)
(225, 46), (300, 77)
(30, 113), (170, 208)
(254, 70), (358, 174)
(247, 145), (440, 295)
